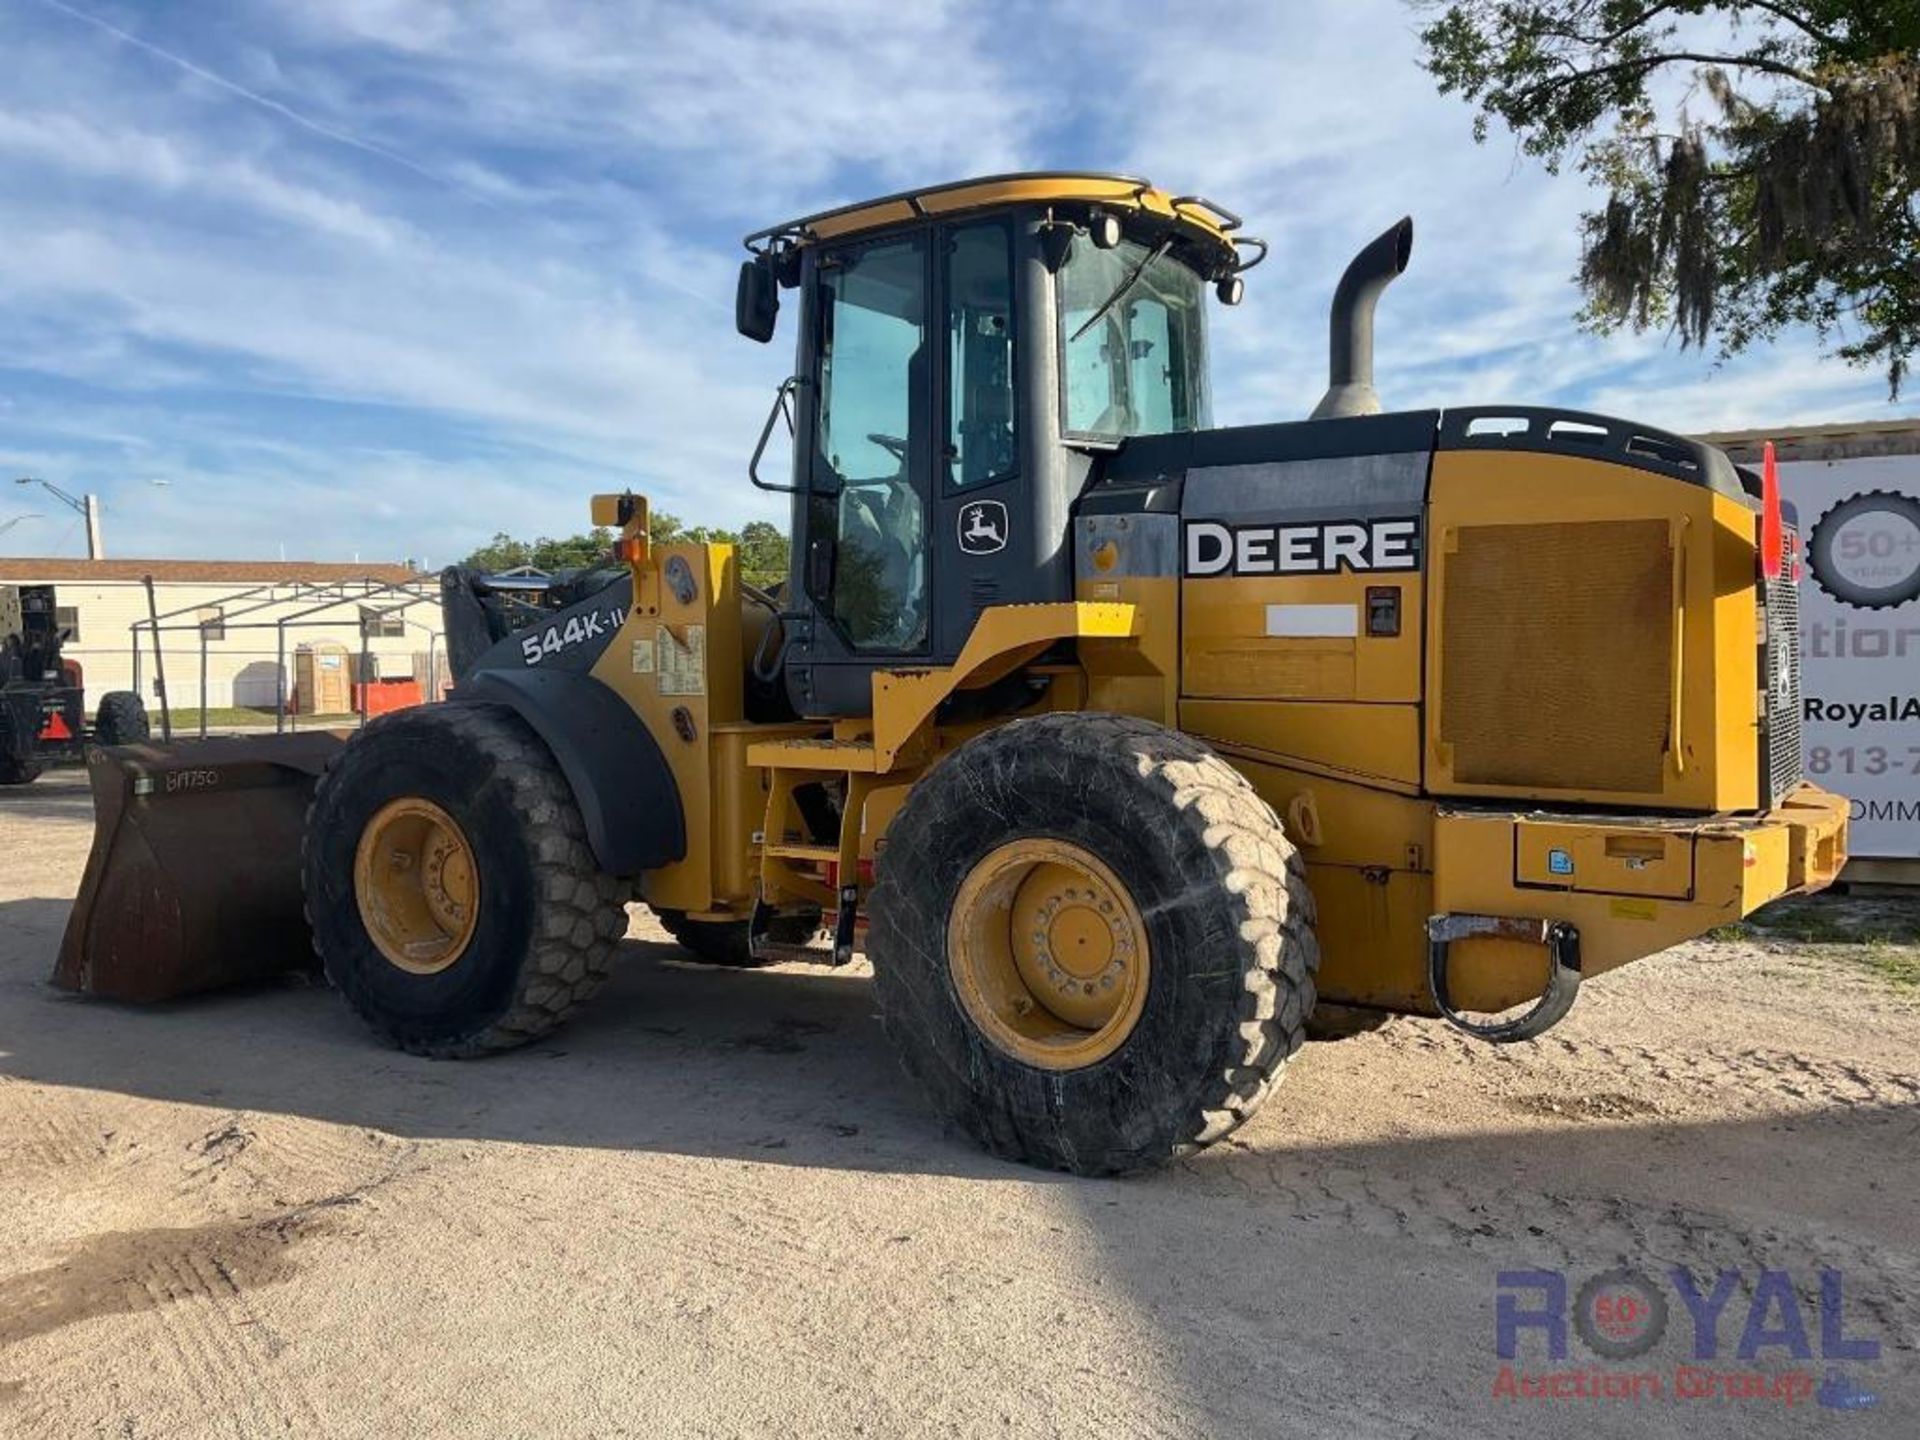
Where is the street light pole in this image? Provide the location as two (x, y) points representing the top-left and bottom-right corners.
(12, 477), (104, 559)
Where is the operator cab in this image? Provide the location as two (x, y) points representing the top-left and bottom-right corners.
(737, 173), (1260, 718)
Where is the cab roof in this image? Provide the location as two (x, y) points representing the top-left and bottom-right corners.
(743, 171), (1255, 272)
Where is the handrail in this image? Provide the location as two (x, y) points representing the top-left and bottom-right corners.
(1168, 194), (1243, 231)
(751, 609), (806, 684)
(749, 376), (804, 494)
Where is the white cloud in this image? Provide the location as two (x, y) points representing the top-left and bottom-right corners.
(270, 0), (1041, 214)
(0, 110), (407, 247)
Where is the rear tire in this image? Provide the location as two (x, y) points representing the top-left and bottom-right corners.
(93, 691), (150, 747)
(654, 908), (822, 967)
(867, 712), (1319, 1175)
(303, 703), (631, 1058)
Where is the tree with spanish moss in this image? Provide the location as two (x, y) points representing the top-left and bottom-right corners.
(1416, 2), (1920, 395)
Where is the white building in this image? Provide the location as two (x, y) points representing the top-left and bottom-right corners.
(0, 557), (446, 717)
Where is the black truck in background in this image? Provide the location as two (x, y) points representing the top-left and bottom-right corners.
(1, 584), (149, 785)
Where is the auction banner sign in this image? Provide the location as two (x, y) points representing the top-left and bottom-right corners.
(1779, 450), (1920, 858)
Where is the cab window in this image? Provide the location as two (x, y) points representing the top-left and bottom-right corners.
(946, 221), (1017, 488)
(1059, 240), (1210, 441)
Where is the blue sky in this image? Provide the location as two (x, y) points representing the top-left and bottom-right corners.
(0, 0), (1909, 564)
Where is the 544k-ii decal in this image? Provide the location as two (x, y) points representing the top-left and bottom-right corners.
(519, 604), (627, 665)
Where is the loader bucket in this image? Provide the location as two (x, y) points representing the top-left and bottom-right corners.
(53, 733), (349, 1002)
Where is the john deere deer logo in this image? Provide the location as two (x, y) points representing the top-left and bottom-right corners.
(959, 499), (1008, 555)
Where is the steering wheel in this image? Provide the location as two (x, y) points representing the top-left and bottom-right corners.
(867, 432), (910, 464)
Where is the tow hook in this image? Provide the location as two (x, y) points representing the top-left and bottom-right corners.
(1426, 913), (1582, 1043)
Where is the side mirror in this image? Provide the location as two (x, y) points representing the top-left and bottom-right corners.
(736, 256), (779, 343)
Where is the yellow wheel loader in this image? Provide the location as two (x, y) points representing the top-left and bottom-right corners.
(57, 173), (1847, 1174)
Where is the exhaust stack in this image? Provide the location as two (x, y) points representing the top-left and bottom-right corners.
(1309, 217), (1413, 421)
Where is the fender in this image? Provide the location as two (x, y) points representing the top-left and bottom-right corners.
(454, 667), (686, 876)
(451, 572), (632, 680)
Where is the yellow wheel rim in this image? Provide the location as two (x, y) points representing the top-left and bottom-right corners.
(353, 797), (480, 975)
(947, 839), (1151, 1070)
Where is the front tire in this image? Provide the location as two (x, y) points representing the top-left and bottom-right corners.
(867, 713), (1319, 1175)
(93, 691), (150, 746)
(303, 703), (630, 1057)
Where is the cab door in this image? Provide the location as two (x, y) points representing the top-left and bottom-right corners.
(787, 229), (935, 718)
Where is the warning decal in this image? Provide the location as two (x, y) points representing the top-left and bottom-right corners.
(656, 624), (706, 697)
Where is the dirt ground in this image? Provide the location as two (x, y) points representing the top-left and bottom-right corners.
(2, 768), (1917, 1438)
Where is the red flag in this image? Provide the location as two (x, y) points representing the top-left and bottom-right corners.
(1760, 440), (1784, 580)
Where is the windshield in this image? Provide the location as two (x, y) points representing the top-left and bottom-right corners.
(1058, 239), (1210, 441)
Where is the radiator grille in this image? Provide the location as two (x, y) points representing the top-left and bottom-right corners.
(1761, 528), (1804, 805)
(1441, 519), (1673, 794)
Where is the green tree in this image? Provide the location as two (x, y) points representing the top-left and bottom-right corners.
(645, 510), (790, 588)
(736, 520), (792, 589)
(530, 529), (616, 571)
(471, 513), (789, 588)
(462, 529), (616, 572)
(463, 531), (533, 572)
(647, 509), (687, 546)
(1416, 2), (1920, 394)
